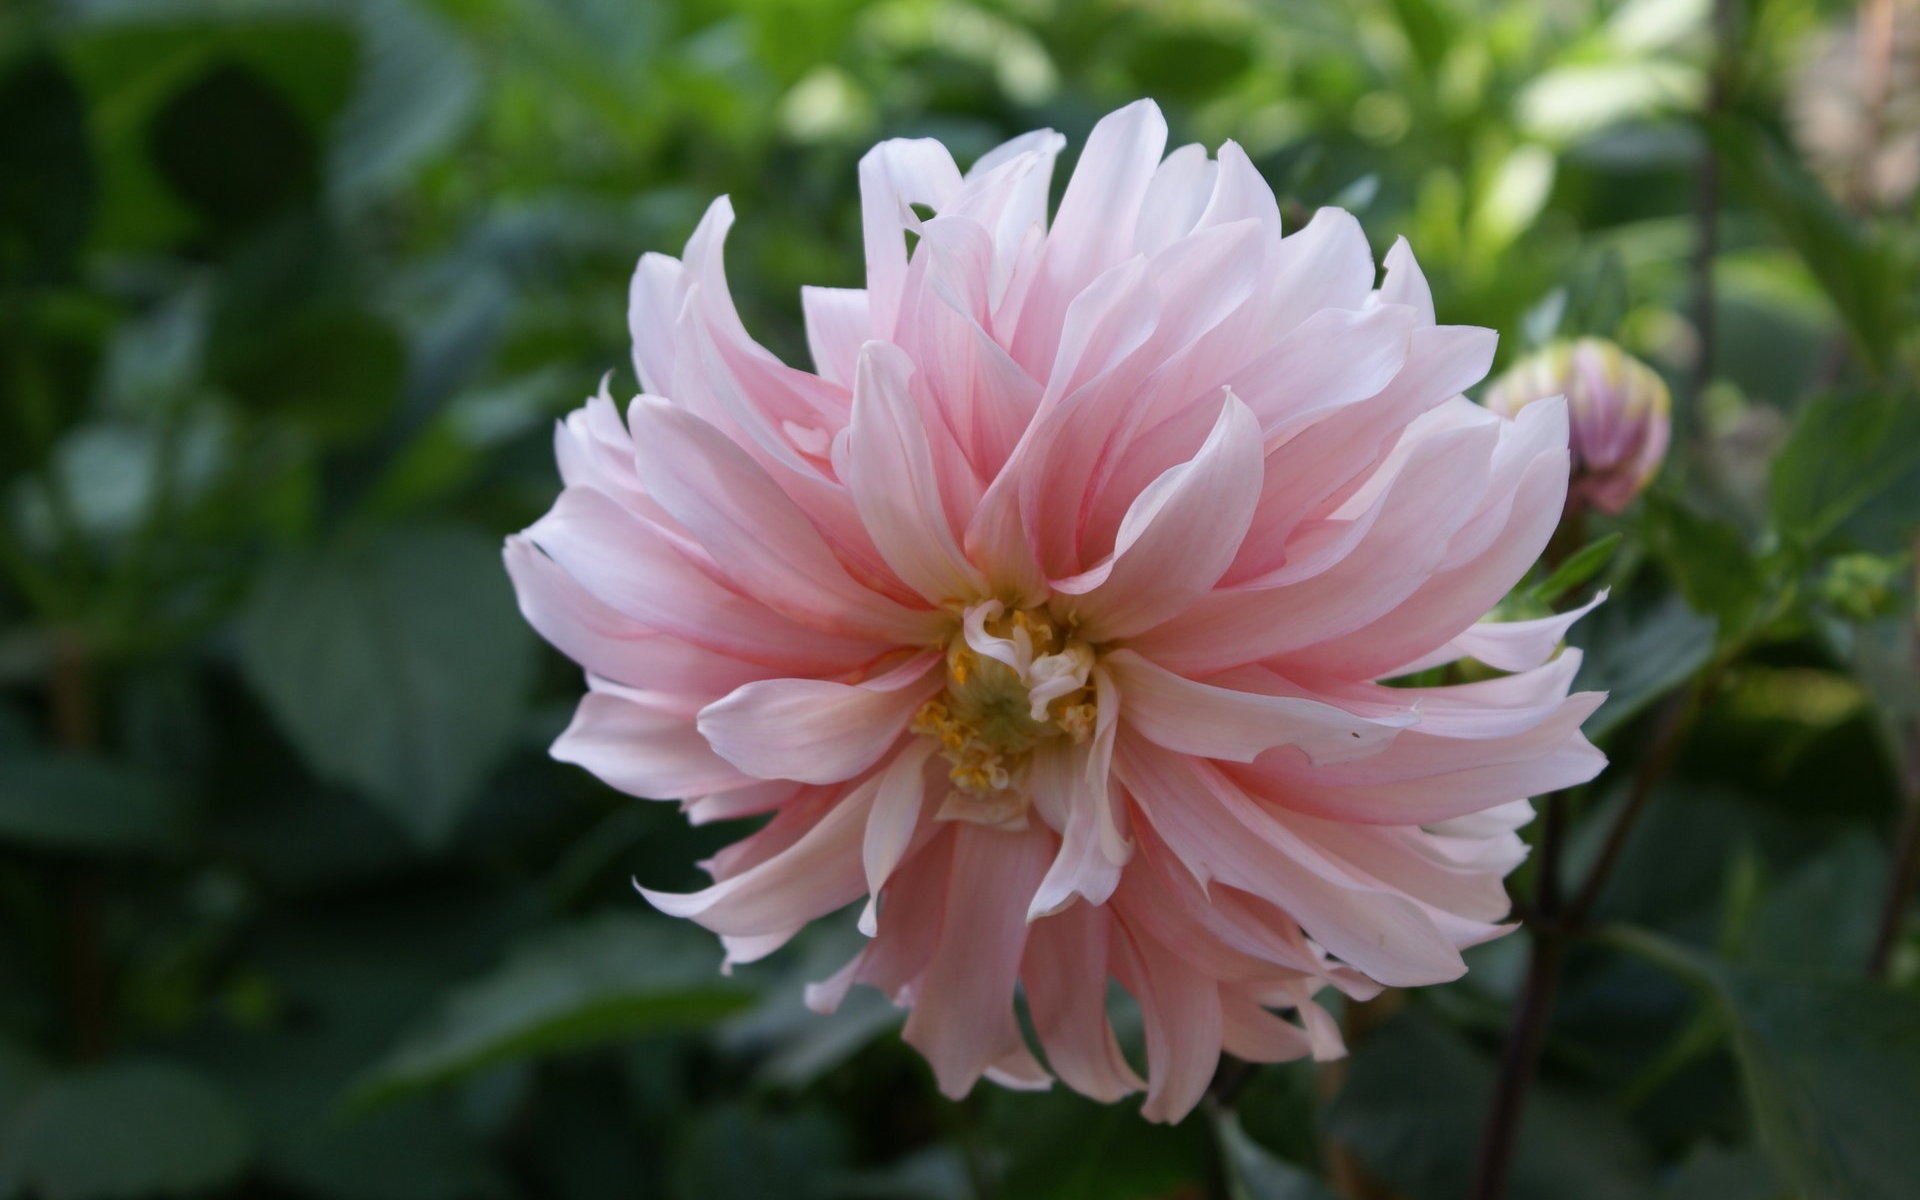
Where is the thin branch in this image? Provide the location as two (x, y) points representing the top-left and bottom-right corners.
(51, 631), (110, 1061)
(1868, 798), (1920, 978)
(1566, 690), (1697, 928)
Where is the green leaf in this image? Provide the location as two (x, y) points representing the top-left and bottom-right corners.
(223, 309), (405, 441)
(1570, 591), (1716, 740)
(1657, 1146), (1775, 1199)
(273, 1104), (506, 1200)
(1321, 1010), (1653, 1200)
(351, 914), (754, 1108)
(1561, 249), (1631, 339)
(0, 52), (95, 286)
(1720, 969), (1920, 1200)
(1610, 929), (1920, 1200)
(1644, 493), (1764, 635)
(147, 58), (319, 233)
(985, 1087), (1214, 1200)
(237, 525), (535, 847)
(327, 0), (478, 209)
(0, 754), (180, 855)
(1769, 392), (1920, 552)
(1744, 835), (1887, 972)
(1527, 532), (1623, 606)
(0, 1061), (251, 1200)
(1710, 118), (1903, 369)
(1214, 1109), (1338, 1200)
(668, 1105), (848, 1200)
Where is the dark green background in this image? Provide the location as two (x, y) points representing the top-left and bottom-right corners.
(2, 0), (1918, 1197)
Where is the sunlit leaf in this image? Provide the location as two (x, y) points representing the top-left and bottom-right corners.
(1770, 391), (1920, 552)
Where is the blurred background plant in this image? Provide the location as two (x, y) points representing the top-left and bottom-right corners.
(1, 0), (1917, 1197)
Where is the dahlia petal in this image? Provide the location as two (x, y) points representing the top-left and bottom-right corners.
(551, 679), (755, 800)
(1265, 207), (1377, 335)
(1054, 392), (1263, 639)
(1195, 141), (1282, 245)
(860, 137), (964, 338)
(1392, 590), (1606, 676)
(1132, 416), (1501, 673)
(683, 781), (801, 825)
(902, 824), (1054, 1098)
(984, 1052), (1054, 1091)
(1243, 322), (1498, 550)
(525, 488), (885, 672)
(628, 251), (686, 394)
(1374, 236), (1436, 322)
(554, 380), (643, 497)
(504, 536), (766, 699)
(628, 396), (938, 642)
(1104, 649), (1415, 766)
(1233, 693), (1607, 825)
(801, 285), (869, 386)
(1013, 98), (1168, 371)
(1112, 918), (1223, 1124)
(697, 653), (942, 785)
(639, 780), (872, 935)
(1134, 143), (1216, 256)
(1022, 901), (1145, 1102)
(1231, 303), (1418, 441)
(860, 740), (936, 936)
(1292, 404), (1573, 678)
(1027, 745), (1123, 919)
(1120, 740), (1468, 986)
(846, 342), (990, 604)
(1220, 991), (1314, 1063)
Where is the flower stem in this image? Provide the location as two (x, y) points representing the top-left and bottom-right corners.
(51, 630), (110, 1061)
(1471, 685), (1697, 1200)
(1867, 712), (1920, 979)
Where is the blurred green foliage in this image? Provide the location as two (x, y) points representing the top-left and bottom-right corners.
(1, 0), (1917, 1197)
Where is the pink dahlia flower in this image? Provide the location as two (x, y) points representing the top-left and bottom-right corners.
(506, 100), (1606, 1122)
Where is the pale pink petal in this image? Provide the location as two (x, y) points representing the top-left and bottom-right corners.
(1374, 236), (1435, 322)
(1120, 739), (1468, 986)
(552, 678), (756, 800)
(1026, 744), (1123, 919)
(859, 138), (964, 338)
(640, 781), (873, 935)
(1104, 649), (1415, 766)
(525, 488), (885, 672)
(859, 740), (936, 936)
(801, 286), (870, 387)
(505, 536), (766, 699)
(628, 252), (686, 394)
(901, 823), (1054, 1097)
(1111, 914), (1223, 1124)
(1391, 590), (1606, 676)
(1053, 393), (1263, 639)
(1022, 901), (1145, 1101)
(1130, 415), (1502, 674)
(844, 342), (989, 604)
(1011, 99), (1169, 372)
(697, 653), (941, 785)
(1134, 143), (1216, 256)
(628, 396), (939, 643)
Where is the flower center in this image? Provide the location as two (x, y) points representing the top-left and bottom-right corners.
(909, 600), (1097, 830)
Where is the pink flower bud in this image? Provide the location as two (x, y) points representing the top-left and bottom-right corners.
(1483, 338), (1671, 515)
